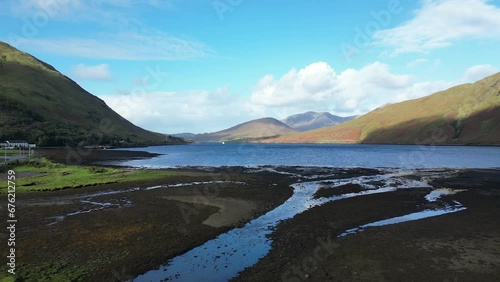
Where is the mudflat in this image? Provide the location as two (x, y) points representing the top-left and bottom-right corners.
(235, 168), (500, 282)
(5, 166), (294, 281)
(1, 149), (499, 281)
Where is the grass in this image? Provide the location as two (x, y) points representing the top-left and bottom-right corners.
(0, 260), (88, 282)
(1, 149), (28, 156)
(0, 158), (175, 193)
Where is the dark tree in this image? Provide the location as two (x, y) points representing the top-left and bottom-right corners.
(0, 55), (6, 69)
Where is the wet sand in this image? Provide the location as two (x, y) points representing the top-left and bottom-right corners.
(161, 195), (258, 228)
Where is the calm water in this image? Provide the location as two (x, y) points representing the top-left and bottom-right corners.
(117, 143), (500, 168)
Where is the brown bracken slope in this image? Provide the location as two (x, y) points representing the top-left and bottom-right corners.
(193, 118), (297, 142)
(263, 72), (500, 145)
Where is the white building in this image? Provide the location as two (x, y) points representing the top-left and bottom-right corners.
(1, 140), (30, 148)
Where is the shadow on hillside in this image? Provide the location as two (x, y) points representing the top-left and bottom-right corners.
(360, 107), (500, 145)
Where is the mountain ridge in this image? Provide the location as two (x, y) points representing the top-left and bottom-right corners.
(193, 117), (297, 142)
(263, 73), (500, 145)
(0, 41), (184, 146)
(281, 111), (356, 131)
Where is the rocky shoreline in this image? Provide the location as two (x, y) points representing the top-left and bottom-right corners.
(2, 150), (499, 281)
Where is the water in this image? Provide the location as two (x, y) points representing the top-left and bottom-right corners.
(117, 143), (500, 168)
(123, 144), (494, 281)
(133, 171), (465, 281)
(338, 205), (466, 237)
(424, 188), (465, 202)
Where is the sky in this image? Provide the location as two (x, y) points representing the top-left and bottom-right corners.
(1, 0), (500, 134)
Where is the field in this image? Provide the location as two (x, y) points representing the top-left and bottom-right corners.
(0, 159), (177, 193)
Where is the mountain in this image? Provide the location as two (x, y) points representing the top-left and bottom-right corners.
(264, 73), (500, 145)
(0, 41), (185, 146)
(281, 111), (357, 131)
(193, 118), (297, 142)
(170, 133), (197, 139)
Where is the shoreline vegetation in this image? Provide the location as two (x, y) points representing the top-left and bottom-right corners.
(0, 149), (499, 281)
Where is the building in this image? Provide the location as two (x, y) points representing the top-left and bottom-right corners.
(1, 140), (29, 148)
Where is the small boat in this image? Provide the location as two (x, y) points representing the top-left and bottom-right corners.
(222, 141), (225, 145)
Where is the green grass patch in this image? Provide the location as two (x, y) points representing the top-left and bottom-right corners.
(12, 260), (88, 282)
(0, 159), (175, 193)
(1, 149), (28, 156)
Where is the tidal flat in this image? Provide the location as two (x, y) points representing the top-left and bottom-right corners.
(0, 150), (499, 281)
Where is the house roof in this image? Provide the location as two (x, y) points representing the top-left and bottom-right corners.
(4, 140), (29, 144)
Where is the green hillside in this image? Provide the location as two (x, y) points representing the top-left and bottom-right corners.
(265, 73), (500, 145)
(0, 41), (184, 146)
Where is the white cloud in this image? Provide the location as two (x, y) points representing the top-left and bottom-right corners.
(98, 62), (489, 134)
(10, 0), (85, 18)
(374, 0), (500, 55)
(407, 58), (429, 68)
(99, 87), (261, 134)
(250, 61), (420, 115)
(461, 64), (498, 83)
(70, 63), (112, 81)
(3, 0), (207, 60)
(8, 0), (173, 21)
(20, 30), (213, 60)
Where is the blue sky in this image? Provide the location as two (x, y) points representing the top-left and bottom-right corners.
(1, 0), (499, 133)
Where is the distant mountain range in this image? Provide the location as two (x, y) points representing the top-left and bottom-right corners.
(0, 41), (185, 146)
(264, 72), (500, 145)
(281, 111), (357, 131)
(169, 133), (197, 139)
(173, 112), (355, 142)
(192, 118), (297, 142)
(5, 41), (496, 147)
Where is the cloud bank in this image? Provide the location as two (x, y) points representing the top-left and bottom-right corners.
(374, 0), (500, 55)
(97, 61), (489, 134)
(71, 63), (112, 81)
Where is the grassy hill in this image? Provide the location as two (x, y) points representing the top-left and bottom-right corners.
(193, 117), (297, 142)
(264, 73), (500, 145)
(0, 41), (185, 146)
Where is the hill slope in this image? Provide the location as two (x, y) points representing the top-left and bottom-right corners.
(193, 118), (297, 142)
(281, 111), (356, 131)
(0, 41), (184, 146)
(265, 73), (500, 145)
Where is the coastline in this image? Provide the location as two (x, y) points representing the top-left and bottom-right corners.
(234, 168), (500, 281)
(1, 152), (295, 281)
(37, 147), (164, 167)
(2, 149), (499, 281)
